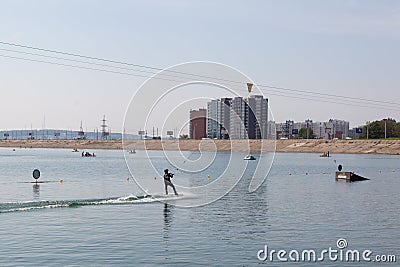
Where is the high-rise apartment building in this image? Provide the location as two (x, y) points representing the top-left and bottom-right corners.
(247, 95), (268, 139)
(207, 100), (220, 139)
(230, 97), (249, 139)
(219, 98), (232, 139)
(205, 95), (269, 139)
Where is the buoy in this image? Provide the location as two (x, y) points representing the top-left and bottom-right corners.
(126, 177), (130, 181)
(207, 175), (211, 179)
(60, 179), (63, 183)
(32, 169), (40, 184)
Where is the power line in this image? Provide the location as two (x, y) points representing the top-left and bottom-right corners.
(258, 84), (400, 108)
(0, 45), (250, 85)
(3, 49), (397, 112)
(0, 41), (165, 71)
(0, 47), (198, 81)
(1, 52), (400, 113)
(1, 40), (399, 110)
(262, 87), (400, 110)
(0, 41), (240, 82)
(266, 92), (400, 112)
(0, 54), (183, 83)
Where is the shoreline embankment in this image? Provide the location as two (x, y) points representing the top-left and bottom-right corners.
(0, 139), (399, 155)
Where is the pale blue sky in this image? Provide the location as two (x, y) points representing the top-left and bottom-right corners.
(0, 0), (399, 133)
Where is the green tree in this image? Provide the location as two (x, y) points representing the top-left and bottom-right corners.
(393, 122), (400, 138)
(298, 127), (314, 139)
(361, 118), (398, 139)
(368, 121), (383, 138)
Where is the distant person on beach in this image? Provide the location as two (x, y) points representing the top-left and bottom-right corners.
(163, 169), (178, 195)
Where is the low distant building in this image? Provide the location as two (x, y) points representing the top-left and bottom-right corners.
(275, 119), (350, 140)
(267, 121), (276, 139)
(329, 119), (349, 139)
(276, 120), (294, 139)
(348, 127), (363, 139)
(189, 108), (207, 139)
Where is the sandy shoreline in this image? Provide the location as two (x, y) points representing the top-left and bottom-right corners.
(0, 139), (400, 155)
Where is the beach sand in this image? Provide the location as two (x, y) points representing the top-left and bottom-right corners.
(0, 139), (399, 155)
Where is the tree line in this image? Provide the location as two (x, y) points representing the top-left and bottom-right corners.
(360, 118), (400, 139)
(293, 118), (400, 140)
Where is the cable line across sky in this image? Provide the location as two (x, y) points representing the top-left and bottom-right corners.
(1, 40), (399, 112)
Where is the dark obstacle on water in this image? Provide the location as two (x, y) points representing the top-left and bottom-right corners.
(335, 164), (370, 182)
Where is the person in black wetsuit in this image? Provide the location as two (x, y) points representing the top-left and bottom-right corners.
(163, 169), (178, 195)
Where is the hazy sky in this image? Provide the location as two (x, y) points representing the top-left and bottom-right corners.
(0, 0), (399, 134)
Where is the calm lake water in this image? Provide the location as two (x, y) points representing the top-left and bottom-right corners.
(0, 147), (399, 266)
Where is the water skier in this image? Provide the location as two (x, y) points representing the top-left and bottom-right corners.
(163, 169), (178, 195)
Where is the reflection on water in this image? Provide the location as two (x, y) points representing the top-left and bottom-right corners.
(163, 203), (174, 260)
(163, 203), (174, 233)
(32, 184), (40, 200)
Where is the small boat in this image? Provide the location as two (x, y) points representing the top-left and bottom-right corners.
(72, 148), (79, 152)
(244, 154), (256, 160)
(82, 151), (96, 157)
(320, 152), (330, 157)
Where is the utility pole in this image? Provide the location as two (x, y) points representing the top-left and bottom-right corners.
(384, 120), (387, 139)
(101, 115), (108, 140)
(43, 115), (45, 140)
